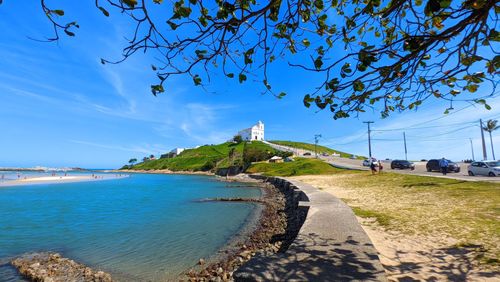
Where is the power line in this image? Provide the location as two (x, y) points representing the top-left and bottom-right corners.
(372, 120), (476, 132)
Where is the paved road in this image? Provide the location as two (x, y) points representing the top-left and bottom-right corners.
(264, 141), (500, 183)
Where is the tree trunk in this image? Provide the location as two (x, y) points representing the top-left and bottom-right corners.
(489, 131), (496, 160)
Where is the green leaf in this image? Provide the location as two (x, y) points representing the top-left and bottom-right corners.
(353, 80), (365, 91)
(314, 56), (323, 70)
(64, 30), (75, 36)
(278, 92), (286, 99)
(475, 99), (486, 105)
(302, 39), (311, 47)
(438, 0), (451, 8)
(167, 20), (178, 30)
(199, 16), (208, 27)
(53, 9), (65, 16)
(98, 7), (110, 17)
(226, 73), (234, 78)
(151, 65), (157, 71)
(489, 29), (500, 42)
(123, 0), (138, 8)
(153, 0), (163, 3)
(238, 73), (247, 83)
(193, 75), (202, 86)
(464, 84), (478, 93)
(303, 94), (314, 108)
(151, 84), (164, 96)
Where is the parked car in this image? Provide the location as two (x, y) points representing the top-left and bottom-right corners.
(303, 152), (312, 156)
(468, 161), (500, 176)
(426, 159), (460, 173)
(391, 160), (415, 170)
(350, 155), (357, 159)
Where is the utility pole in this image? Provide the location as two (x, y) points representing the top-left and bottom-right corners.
(469, 138), (475, 161)
(363, 121), (374, 158)
(314, 134), (322, 158)
(480, 119), (487, 160)
(403, 132), (408, 161)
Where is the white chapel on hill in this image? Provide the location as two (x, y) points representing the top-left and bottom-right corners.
(238, 121), (265, 141)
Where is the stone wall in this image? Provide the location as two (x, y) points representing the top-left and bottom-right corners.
(234, 175), (387, 281)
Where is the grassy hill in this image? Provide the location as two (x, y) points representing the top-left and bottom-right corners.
(270, 140), (363, 159)
(127, 141), (288, 172)
(246, 158), (346, 176)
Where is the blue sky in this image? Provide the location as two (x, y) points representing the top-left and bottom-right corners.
(0, 2), (498, 168)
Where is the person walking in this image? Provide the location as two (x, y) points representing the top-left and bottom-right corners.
(378, 160), (383, 174)
(439, 157), (449, 175)
(370, 158), (377, 175)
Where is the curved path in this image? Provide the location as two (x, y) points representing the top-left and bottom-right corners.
(234, 177), (386, 281)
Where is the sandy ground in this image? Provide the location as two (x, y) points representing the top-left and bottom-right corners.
(0, 174), (128, 187)
(291, 175), (500, 282)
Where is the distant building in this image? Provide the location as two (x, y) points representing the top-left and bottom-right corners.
(161, 148), (185, 159)
(170, 148), (185, 156)
(238, 121), (265, 141)
(269, 156), (283, 163)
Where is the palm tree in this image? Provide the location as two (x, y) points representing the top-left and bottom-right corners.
(482, 119), (499, 160)
(128, 158), (137, 166)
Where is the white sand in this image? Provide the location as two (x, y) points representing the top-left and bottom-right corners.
(0, 174), (128, 187)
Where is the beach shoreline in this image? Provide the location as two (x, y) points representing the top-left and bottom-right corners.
(184, 174), (290, 281)
(117, 169), (214, 176)
(0, 174), (129, 187)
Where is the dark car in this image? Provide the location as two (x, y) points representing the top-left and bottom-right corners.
(391, 160), (415, 170)
(426, 159), (460, 173)
(303, 152), (312, 156)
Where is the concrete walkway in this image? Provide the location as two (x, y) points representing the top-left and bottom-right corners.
(234, 177), (386, 281)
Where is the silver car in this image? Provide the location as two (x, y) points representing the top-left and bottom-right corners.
(468, 161), (500, 176)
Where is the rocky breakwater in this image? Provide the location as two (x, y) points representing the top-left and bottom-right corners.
(11, 252), (113, 282)
(186, 175), (309, 281)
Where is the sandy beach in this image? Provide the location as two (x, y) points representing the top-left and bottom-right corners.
(0, 174), (128, 187)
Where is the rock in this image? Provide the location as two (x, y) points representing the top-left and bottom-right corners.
(11, 252), (113, 282)
(199, 258), (205, 265)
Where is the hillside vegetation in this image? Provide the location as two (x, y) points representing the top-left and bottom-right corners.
(246, 158), (346, 176)
(270, 140), (362, 159)
(127, 141), (289, 172)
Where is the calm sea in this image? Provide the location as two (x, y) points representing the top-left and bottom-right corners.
(0, 173), (261, 281)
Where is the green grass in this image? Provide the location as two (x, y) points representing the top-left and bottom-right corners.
(131, 142), (245, 171)
(128, 141), (280, 172)
(246, 157), (346, 176)
(270, 140), (363, 159)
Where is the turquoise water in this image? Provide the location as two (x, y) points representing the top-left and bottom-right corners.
(0, 173), (261, 281)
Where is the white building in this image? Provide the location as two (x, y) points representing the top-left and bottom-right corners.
(170, 148), (185, 156)
(238, 121), (265, 141)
